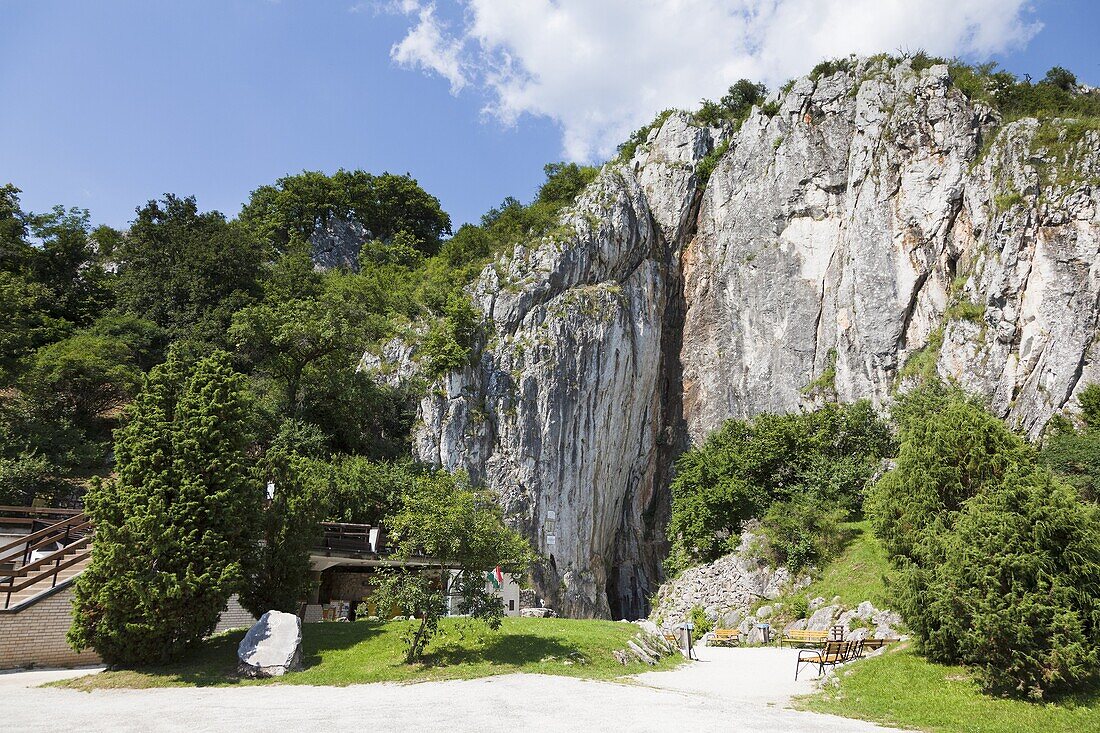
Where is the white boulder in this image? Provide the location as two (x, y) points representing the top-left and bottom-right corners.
(238, 610), (303, 678)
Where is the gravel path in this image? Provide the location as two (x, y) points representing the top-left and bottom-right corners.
(1, 646), (905, 732)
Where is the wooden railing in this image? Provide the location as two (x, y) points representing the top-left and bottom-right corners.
(318, 522), (380, 555)
(0, 511), (92, 610)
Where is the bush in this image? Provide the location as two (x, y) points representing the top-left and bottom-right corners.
(422, 293), (480, 376)
(667, 401), (892, 571)
(688, 604), (714, 636)
(692, 80), (768, 129)
(317, 455), (419, 524)
(870, 384), (1100, 698)
(240, 449), (325, 617)
(868, 386), (1030, 567)
(758, 497), (846, 574)
(947, 62), (1100, 122)
(1040, 383), (1100, 501)
(372, 470), (533, 662)
(789, 596), (810, 620)
(928, 470), (1100, 698)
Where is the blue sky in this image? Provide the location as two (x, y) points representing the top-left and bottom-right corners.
(1, 1), (1097, 232)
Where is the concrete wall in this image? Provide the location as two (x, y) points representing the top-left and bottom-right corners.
(0, 584), (100, 670)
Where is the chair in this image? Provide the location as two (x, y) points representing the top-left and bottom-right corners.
(795, 640), (853, 679)
(857, 637), (899, 655)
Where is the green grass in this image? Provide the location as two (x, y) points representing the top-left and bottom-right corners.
(944, 299), (986, 324)
(764, 521), (892, 618)
(54, 617), (681, 690)
(899, 327), (945, 384)
(796, 646), (1100, 733)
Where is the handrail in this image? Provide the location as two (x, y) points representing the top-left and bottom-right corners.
(0, 505), (81, 516)
(3, 549), (91, 608)
(0, 535), (92, 579)
(0, 513), (87, 557)
(15, 519), (92, 558)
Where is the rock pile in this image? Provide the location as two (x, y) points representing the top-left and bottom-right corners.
(612, 623), (680, 665)
(520, 607), (556, 618)
(651, 529), (809, 629)
(780, 599), (904, 640)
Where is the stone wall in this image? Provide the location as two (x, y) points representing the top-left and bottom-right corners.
(1, 587), (256, 670)
(0, 584), (100, 670)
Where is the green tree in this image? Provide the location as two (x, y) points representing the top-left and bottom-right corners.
(69, 349), (260, 666)
(0, 271), (67, 382)
(240, 170), (451, 258)
(22, 332), (143, 436)
(693, 79), (768, 127)
(240, 449), (323, 616)
(318, 455), (418, 524)
(868, 388), (1031, 567)
(372, 470), (533, 662)
(667, 401), (892, 571)
(930, 469), (1100, 697)
(113, 194), (264, 341)
(0, 453), (65, 507)
(25, 205), (113, 326)
(869, 385), (1100, 697)
(421, 293), (480, 376)
(1042, 384), (1100, 501)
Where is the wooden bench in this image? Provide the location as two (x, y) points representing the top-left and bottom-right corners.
(780, 629), (828, 647)
(795, 639), (864, 679)
(857, 637), (899, 655)
(705, 628), (741, 646)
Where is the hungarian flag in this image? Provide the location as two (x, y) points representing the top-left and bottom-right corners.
(487, 566), (504, 589)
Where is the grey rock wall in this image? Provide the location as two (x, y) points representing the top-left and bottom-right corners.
(402, 57), (1100, 619)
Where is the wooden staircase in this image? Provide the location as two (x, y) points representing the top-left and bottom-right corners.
(0, 507), (92, 612)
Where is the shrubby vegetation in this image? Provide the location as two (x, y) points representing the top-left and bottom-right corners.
(372, 470), (533, 662)
(672, 375), (1100, 699)
(1040, 384), (1100, 502)
(665, 401), (893, 575)
(868, 383), (1100, 699)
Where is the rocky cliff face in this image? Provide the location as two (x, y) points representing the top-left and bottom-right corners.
(407, 58), (1100, 619)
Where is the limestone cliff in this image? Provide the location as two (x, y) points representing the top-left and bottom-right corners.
(405, 58), (1100, 619)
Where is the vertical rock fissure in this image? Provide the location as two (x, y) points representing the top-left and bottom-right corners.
(605, 187), (702, 619)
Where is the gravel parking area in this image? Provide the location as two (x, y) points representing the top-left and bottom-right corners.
(1, 646), (904, 732)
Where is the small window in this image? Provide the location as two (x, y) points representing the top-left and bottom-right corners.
(508, 600), (515, 611)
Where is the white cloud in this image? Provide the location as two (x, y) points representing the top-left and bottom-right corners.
(387, 1), (1041, 161)
(390, 3), (468, 92)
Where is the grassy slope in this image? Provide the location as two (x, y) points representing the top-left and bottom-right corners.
(799, 520), (891, 608)
(57, 617), (682, 690)
(796, 646), (1100, 733)
(761, 520), (892, 620)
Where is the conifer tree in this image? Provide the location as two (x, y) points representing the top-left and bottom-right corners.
(239, 449), (323, 616)
(69, 349), (260, 665)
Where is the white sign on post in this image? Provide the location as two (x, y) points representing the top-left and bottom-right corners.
(546, 535), (556, 547)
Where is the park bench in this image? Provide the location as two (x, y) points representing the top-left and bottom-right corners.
(705, 628), (741, 646)
(780, 629), (828, 647)
(857, 637), (899, 655)
(795, 639), (864, 679)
